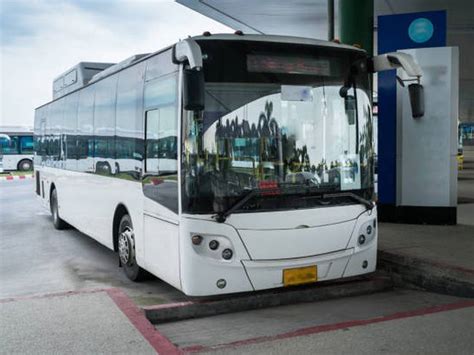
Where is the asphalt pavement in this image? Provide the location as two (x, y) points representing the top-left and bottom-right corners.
(0, 179), (188, 306)
(1, 290), (159, 354)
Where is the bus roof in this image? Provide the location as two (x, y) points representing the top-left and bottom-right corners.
(191, 33), (365, 53)
(37, 33), (365, 110)
(0, 126), (34, 135)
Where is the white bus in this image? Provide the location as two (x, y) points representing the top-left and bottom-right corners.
(34, 34), (422, 296)
(0, 127), (34, 172)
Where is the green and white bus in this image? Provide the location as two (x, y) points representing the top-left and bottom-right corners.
(0, 126), (34, 172)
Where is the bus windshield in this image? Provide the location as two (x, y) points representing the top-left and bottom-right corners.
(182, 41), (374, 214)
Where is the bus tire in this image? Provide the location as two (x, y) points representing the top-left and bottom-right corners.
(18, 159), (33, 171)
(50, 187), (68, 230)
(118, 214), (146, 281)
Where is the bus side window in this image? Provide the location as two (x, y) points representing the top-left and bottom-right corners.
(115, 62), (146, 180)
(143, 107), (178, 212)
(145, 109), (160, 174)
(93, 76), (117, 175)
(145, 107), (177, 174)
(0, 136), (8, 154)
(20, 136), (34, 154)
(1, 136), (19, 155)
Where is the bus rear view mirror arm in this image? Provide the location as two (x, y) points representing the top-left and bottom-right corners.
(172, 39), (203, 70)
(371, 52), (422, 77)
(370, 52), (424, 118)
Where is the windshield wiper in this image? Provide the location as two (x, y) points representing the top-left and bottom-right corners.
(213, 188), (263, 223)
(212, 188), (373, 223)
(322, 192), (374, 210)
(212, 184), (310, 223)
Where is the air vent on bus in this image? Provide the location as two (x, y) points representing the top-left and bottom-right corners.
(53, 62), (115, 99)
(89, 54), (150, 84)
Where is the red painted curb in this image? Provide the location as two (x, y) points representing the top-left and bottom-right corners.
(0, 175), (34, 181)
(143, 301), (194, 311)
(423, 259), (474, 275)
(182, 300), (474, 353)
(106, 288), (182, 355)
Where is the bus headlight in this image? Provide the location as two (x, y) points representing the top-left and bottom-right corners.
(190, 233), (235, 261)
(222, 248), (233, 260)
(191, 235), (203, 245)
(209, 240), (219, 250)
(357, 219), (376, 246)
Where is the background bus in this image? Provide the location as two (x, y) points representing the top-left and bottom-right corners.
(0, 126), (34, 172)
(459, 122), (474, 147)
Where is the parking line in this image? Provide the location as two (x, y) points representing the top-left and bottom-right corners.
(182, 299), (474, 353)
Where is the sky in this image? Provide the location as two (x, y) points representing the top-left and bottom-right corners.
(0, 0), (231, 127)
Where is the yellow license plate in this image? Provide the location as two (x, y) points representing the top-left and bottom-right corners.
(283, 265), (318, 286)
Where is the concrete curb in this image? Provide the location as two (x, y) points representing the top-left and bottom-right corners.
(144, 274), (393, 324)
(0, 174), (34, 181)
(378, 250), (474, 298)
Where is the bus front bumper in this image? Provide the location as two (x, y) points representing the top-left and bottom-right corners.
(180, 242), (377, 296)
(241, 243), (377, 291)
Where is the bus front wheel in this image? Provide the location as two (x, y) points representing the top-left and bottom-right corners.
(50, 188), (68, 230)
(18, 159), (33, 172)
(118, 214), (146, 281)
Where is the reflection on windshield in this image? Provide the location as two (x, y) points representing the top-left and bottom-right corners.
(183, 81), (374, 214)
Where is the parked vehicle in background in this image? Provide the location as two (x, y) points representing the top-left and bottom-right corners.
(0, 126), (34, 172)
(457, 148), (464, 170)
(459, 122), (474, 147)
(457, 122), (473, 171)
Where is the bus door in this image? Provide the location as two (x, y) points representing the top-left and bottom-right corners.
(142, 106), (180, 289)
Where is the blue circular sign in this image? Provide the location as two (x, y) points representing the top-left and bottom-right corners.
(408, 18), (434, 43)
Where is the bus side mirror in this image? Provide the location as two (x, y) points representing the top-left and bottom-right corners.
(408, 83), (424, 118)
(340, 86), (356, 125)
(183, 69), (205, 111)
(345, 95), (356, 125)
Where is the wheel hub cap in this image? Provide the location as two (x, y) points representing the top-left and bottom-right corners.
(118, 228), (134, 266)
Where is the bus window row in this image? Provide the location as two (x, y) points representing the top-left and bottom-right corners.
(34, 67), (179, 181)
(0, 135), (34, 155)
(34, 134), (177, 179)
